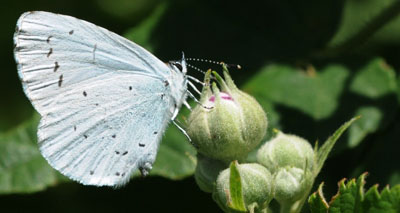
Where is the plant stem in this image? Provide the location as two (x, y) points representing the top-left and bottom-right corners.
(315, 1), (400, 58)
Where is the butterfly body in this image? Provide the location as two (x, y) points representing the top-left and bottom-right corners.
(14, 11), (188, 186)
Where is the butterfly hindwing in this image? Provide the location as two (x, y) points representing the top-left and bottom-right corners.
(14, 11), (177, 186)
(38, 73), (173, 186)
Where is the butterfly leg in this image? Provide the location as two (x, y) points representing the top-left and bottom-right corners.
(183, 100), (192, 111)
(187, 90), (213, 110)
(139, 162), (153, 177)
(172, 119), (199, 148)
(187, 79), (202, 95)
(172, 120), (191, 141)
(187, 75), (205, 86)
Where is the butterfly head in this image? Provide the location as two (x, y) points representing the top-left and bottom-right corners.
(168, 52), (187, 75)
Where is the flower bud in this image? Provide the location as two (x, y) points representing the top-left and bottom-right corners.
(187, 66), (268, 162)
(214, 163), (273, 212)
(274, 167), (311, 203)
(194, 154), (228, 193)
(256, 131), (315, 204)
(256, 131), (314, 174)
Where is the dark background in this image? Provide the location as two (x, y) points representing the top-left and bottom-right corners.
(1, 0), (400, 212)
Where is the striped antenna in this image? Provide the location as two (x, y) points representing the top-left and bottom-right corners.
(187, 63), (206, 74)
(226, 64), (242, 69)
(186, 58), (223, 66)
(186, 58), (242, 70)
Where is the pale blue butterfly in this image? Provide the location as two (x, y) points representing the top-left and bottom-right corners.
(14, 11), (194, 186)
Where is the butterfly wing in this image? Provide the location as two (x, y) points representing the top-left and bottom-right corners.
(14, 11), (178, 186)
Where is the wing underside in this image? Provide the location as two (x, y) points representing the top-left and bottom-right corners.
(14, 11), (176, 186)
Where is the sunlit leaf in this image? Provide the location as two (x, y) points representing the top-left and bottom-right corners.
(309, 173), (400, 212)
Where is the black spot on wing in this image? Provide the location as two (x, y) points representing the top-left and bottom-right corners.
(129, 86), (132, 90)
(112, 134), (116, 138)
(74, 125), (77, 131)
(153, 131), (158, 134)
(46, 36), (52, 43)
(161, 94), (165, 99)
(84, 134), (88, 139)
(58, 75), (63, 87)
(115, 172), (120, 176)
(164, 80), (169, 87)
(90, 170), (94, 175)
(69, 30), (74, 35)
(139, 143), (145, 147)
(115, 151), (120, 155)
(83, 91), (87, 97)
(54, 62), (59, 72)
(122, 151), (128, 156)
(47, 48), (53, 57)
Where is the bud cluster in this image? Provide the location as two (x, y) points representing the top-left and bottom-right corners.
(186, 65), (317, 212)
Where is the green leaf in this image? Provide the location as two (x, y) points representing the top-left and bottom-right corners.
(308, 173), (400, 212)
(397, 76), (400, 103)
(347, 58), (397, 148)
(315, 117), (360, 176)
(96, 0), (161, 21)
(350, 58), (397, 99)
(0, 112), (196, 194)
(308, 183), (329, 213)
(351, 121), (400, 190)
(243, 58), (397, 151)
(326, 0), (400, 52)
(0, 113), (65, 194)
(376, 185), (400, 211)
(124, 1), (168, 52)
(150, 126), (197, 179)
(244, 63), (349, 120)
(329, 176), (364, 213)
(347, 107), (382, 148)
(227, 161), (247, 212)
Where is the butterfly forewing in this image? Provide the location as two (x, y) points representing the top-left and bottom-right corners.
(15, 11), (170, 113)
(14, 11), (180, 186)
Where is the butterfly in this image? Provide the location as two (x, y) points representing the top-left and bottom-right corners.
(14, 11), (191, 187)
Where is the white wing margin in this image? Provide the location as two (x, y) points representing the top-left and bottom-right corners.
(14, 11), (177, 186)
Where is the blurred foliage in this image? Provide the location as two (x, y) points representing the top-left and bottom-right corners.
(1, 0), (400, 212)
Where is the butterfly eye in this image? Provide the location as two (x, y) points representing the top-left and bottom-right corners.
(174, 63), (183, 72)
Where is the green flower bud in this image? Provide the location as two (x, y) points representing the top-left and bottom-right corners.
(256, 131), (314, 174)
(194, 154), (228, 193)
(214, 163), (273, 212)
(256, 131), (315, 204)
(274, 167), (310, 203)
(187, 66), (268, 162)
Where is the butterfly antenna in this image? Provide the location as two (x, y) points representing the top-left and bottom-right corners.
(226, 63), (242, 70)
(186, 63), (216, 82)
(186, 58), (242, 70)
(186, 58), (223, 65)
(187, 63), (206, 75)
